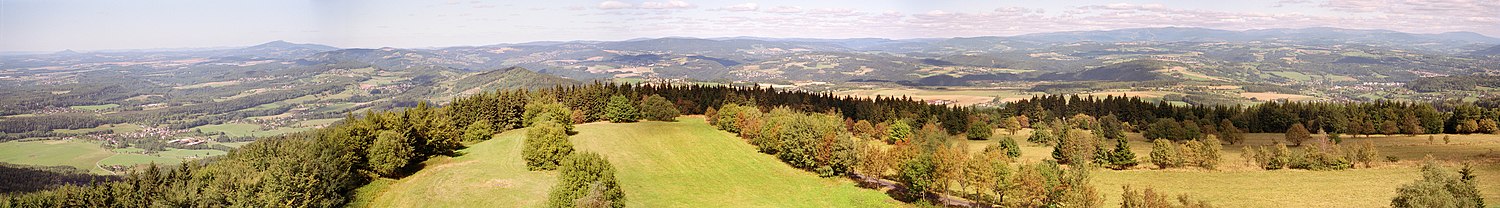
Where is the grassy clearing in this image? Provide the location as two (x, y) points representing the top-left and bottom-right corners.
(357, 117), (900, 207)
(194, 123), (310, 137)
(98, 148), (225, 166)
(1269, 71), (1313, 81)
(0, 140), (113, 174)
(52, 123), (143, 134)
(69, 104), (119, 110)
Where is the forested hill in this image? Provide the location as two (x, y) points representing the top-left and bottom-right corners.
(452, 67), (580, 92)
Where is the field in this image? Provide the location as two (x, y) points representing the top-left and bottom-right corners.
(193, 123), (310, 137)
(0, 140), (226, 174)
(354, 117), (900, 207)
(971, 130), (1500, 207)
(69, 104), (120, 111)
(0, 140), (115, 173)
(1240, 92), (1316, 102)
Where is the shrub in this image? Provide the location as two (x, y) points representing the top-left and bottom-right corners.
(546, 152), (625, 208)
(523, 100), (574, 132)
(461, 120), (495, 142)
(1120, 185), (1215, 208)
(603, 95), (640, 123)
(1389, 161), (1484, 208)
(523, 117), (574, 171)
(638, 94), (680, 121)
(1149, 139), (1181, 169)
(966, 116), (993, 140)
(998, 136), (1022, 158)
(1285, 123), (1311, 146)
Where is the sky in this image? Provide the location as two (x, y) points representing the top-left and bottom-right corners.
(1, 0), (1498, 52)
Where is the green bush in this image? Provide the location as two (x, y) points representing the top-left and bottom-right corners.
(638, 94), (680, 121)
(1390, 161), (1484, 208)
(603, 95), (640, 123)
(523, 117), (574, 171)
(369, 130), (414, 177)
(461, 120), (494, 142)
(546, 152), (626, 208)
(524, 99), (574, 132)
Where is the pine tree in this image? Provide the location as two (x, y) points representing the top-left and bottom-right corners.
(1107, 136), (1138, 170)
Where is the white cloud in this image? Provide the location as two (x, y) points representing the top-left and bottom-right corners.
(598, 1), (632, 10)
(765, 6), (803, 14)
(721, 3), (758, 12)
(640, 0), (695, 9)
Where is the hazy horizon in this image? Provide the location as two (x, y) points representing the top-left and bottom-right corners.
(4, 0), (1499, 52)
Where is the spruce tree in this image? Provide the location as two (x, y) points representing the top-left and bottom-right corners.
(1108, 136), (1138, 170)
(603, 95), (640, 123)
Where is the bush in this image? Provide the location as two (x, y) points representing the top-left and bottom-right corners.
(1149, 139), (1181, 169)
(603, 95), (640, 123)
(369, 130), (414, 177)
(638, 94), (680, 121)
(1120, 185), (1215, 208)
(546, 152), (625, 208)
(998, 136), (1022, 158)
(524, 117), (574, 171)
(966, 116), (993, 140)
(524, 100), (574, 132)
(461, 120), (495, 142)
(1285, 123), (1311, 146)
(1389, 161), (1484, 208)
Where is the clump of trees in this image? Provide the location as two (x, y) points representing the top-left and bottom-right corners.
(1243, 137), (1379, 171)
(638, 94), (680, 121)
(1120, 185), (1215, 208)
(546, 152), (625, 208)
(714, 104), (857, 177)
(1147, 136), (1222, 169)
(369, 130), (415, 177)
(1390, 159), (1485, 208)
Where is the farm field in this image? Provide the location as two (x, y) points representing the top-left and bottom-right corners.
(354, 117), (901, 208)
(0, 140), (226, 174)
(68, 104), (120, 111)
(193, 123), (311, 137)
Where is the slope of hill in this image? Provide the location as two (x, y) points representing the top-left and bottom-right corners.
(452, 67), (581, 93)
(1475, 45), (1500, 56)
(1036, 60), (1178, 81)
(219, 41), (339, 59)
(353, 118), (898, 207)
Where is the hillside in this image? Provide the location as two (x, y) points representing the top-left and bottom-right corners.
(452, 67), (580, 93)
(353, 117), (898, 207)
(1036, 60), (1177, 81)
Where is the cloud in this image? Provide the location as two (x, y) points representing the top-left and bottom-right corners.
(720, 3), (758, 12)
(598, 1), (632, 10)
(765, 6), (803, 14)
(640, 0), (695, 9)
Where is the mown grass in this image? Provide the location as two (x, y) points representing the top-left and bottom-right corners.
(356, 117), (900, 207)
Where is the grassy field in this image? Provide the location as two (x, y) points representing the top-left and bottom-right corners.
(193, 123), (310, 137)
(97, 148), (225, 167)
(0, 139), (228, 174)
(969, 129), (1500, 207)
(355, 117), (900, 207)
(52, 123), (143, 134)
(0, 140), (114, 173)
(69, 104), (119, 110)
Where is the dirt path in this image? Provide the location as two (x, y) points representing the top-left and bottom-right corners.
(851, 173), (987, 208)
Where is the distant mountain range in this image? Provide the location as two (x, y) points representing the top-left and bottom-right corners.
(5, 27), (1499, 87)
